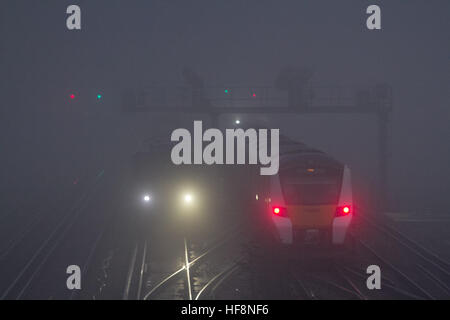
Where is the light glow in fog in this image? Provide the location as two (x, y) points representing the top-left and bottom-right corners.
(184, 194), (193, 203)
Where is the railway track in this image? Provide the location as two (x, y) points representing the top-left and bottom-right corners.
(0, 172), (107, 300)
(134, 211), (450, 300)
(364, 216), (450, 277)
(288, 258), (375, 300)
(0, 209), (45, 261)
(355, 214), (450, 299)
(122, 240), (148, 300)
(140, 224), (244, 300)
(195, 260), (242, 300)
(336, 218), (444, 299)
(338, 265), (423, 299)
(87, 203), (450, 301)
(286, 254), (428, 300)
(354, 235), (435, 299)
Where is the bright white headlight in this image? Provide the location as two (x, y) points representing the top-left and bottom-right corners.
(143, 194), (151, 202)
(184, 194), (193, 203)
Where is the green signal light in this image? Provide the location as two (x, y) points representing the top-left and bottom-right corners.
(97, 94), (102, 99)
(224, 89), (229, 94)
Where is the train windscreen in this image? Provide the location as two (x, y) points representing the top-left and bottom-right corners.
(279, 166), (343, 205)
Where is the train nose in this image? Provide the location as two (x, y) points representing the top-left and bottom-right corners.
(287, 205), (335, 228)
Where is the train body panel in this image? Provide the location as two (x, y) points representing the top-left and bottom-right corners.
(288, 205), (335, 229)
(332, 165), (353, 244)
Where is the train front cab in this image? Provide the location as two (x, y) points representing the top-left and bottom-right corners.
(258, 161), (353, 251)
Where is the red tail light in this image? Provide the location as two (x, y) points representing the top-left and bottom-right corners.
(272, 206), (288, 217)
(336, 205), (351, 217)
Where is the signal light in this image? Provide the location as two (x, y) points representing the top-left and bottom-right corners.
(70, 94), (76, 99)
(272, 206), (288, 217)
(224, 88), (229, 94)
(97, 94), (102, 99)
(336, 205), (351, 217)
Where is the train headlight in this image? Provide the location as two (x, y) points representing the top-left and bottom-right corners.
(142, 194), (152, 203)
(178, 188), (200, 212)
(183, 193), (193, 204)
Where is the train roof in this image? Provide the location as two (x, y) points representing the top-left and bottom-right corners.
(134, 133), (343, 167)
(278, 135), (323, 155)
(278, 135), (343, 168)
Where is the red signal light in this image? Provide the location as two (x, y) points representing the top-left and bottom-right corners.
(336, 205), (351, 217)
(272, 206), (288, 217)
(70, 94), (75, 99)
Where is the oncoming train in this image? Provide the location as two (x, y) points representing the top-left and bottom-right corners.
(250, 136), (353, 248)
(129, 137), (253, 225)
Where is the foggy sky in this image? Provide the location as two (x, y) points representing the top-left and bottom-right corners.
(1, 1), (449, 211)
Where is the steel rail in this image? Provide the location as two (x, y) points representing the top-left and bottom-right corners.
(354, 236), (435, 300)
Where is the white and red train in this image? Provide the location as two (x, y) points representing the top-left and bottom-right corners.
(250, 136), (353, 247)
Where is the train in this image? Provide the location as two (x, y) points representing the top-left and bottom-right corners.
(249, 135), (353, 249)
(129, 137), (253, 228)
(129, 134), (353, 249)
